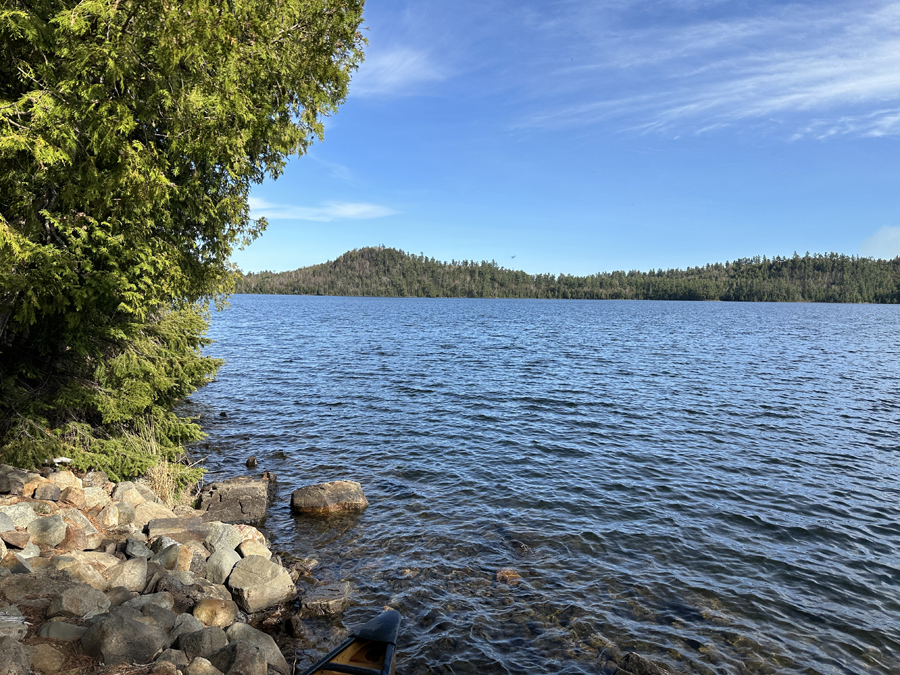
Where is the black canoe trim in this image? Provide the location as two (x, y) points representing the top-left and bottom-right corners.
(300, 610), (401, 675)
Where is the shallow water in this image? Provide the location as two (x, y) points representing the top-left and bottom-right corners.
(189, 296), (900, 674)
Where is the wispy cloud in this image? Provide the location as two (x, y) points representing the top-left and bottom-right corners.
(249, 197), (397, 222)
(514, 1), (900, 137)
(860, 225), (900, 259)
(351, 47), (446, 97)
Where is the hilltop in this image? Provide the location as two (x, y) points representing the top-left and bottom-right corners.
(236, 246), (900, 303)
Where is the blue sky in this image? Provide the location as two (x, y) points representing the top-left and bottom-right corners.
(235, 0), (900, 276)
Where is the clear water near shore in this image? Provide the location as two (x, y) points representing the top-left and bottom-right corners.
(188, 295), (900, 674)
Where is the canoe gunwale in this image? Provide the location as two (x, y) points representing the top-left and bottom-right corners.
(300, 610), (400, 675)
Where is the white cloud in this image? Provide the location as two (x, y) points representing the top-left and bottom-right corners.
(248, 197), (397, 222)
(515, 1), (900, 137)
(351, 48), (445, 97)
(860, 226), (900, 259)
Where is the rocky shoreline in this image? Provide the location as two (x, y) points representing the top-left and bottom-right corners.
(0, 464), (370, 675)
(0, 464), (672, 675)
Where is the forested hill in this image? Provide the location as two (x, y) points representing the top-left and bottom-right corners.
(236, 246), (900, 303)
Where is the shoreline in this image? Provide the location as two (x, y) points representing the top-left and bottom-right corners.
(0, 462), (678, 675)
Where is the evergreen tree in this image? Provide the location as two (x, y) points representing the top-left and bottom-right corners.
(0, 0), (365, 478)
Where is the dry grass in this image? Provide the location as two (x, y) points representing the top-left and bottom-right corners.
(144, 458), (177, 507)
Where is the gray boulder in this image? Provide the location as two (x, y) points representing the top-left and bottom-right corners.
(123, 591), (175, 612)
(196, 475), (275, 525)
(225, 622), (290, 675)
(179, 626), (228, 660)
(208, 641), (267, 675)
(205, 522), (242, 554)
(48, 584), (111, 619)
(116, 500), (136, 525)
(103, 556), (148, 592)
(0, 504), (37, 529)
(0, 465), (34, 496)
(27, 514), (67, 548)
(207, 549), (241, 585)
(289, 480), (368, 515)
(0, 636), (30, 675)
(226, 556), (296, 613)
(33, 482), (61, 502)
(141, 603), (178, 632)
(169, 612), (205, 644)
(82, 611), (171, 664)
(0, 513), (14, 532)
(126, 537), (153, 558)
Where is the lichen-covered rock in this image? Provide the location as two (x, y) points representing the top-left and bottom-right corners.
(47, 471), (81, 490)
(226, 556), (295, 613)
(27, 514), (67, 548)
(196, 476), (275, 526)
(225, 622), (290, 675)
(48, 584), (111, 619)
(0, 504), (37, 529)
(82, 471), (110, 488)
(289, 481), (368, 515)
(83, 487), (111, 510)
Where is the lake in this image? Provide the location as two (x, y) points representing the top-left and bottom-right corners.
(188, 295), (900, 674)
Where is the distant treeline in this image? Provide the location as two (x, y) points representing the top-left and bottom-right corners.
(236, 246), (900, 303)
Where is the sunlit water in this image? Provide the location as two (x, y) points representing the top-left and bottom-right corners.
(187, 295), (900, 674)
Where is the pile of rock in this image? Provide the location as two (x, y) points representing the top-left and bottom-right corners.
(0, 465), (295, 675)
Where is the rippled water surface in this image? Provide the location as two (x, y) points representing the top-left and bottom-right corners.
(190, 296), (900, 674)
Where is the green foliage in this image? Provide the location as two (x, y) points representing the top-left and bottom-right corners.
(0, 0), (365, 477)
(237, 247), (900, 303)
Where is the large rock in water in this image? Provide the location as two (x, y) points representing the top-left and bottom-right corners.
(290, 480), (368, 515)
(196, 476), (275, 525)
(226, 556), (295, 613)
